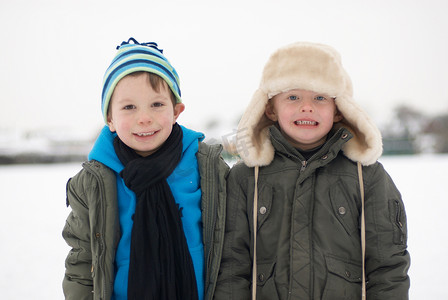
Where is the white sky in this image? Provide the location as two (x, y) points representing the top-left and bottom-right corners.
(1, 0), (447, 140)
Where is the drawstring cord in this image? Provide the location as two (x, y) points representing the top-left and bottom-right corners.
(252, 166), (259, 300)
(358, 162), (366, 299)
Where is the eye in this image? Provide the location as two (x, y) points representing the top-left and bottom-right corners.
(152, 102), (164, 108)
(315, 95), (327, 101)
(288, 95), (298, 100)
(123, 104), (136, 110)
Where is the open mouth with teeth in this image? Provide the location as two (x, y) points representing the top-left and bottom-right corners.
(294, 120), (318, 126)
(135, 131), (156, 137)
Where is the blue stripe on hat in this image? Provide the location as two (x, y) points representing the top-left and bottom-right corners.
(102, 59), (181, 101)
(110, 48), (167, 65)
(101, 39), (182, 124)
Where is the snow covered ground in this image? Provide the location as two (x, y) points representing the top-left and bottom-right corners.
(0, 154), (447, 299)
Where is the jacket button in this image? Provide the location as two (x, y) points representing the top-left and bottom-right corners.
(342, 133), (348, 139)
(95, 233), (101, 238)
(338, 207), (346, 215)
(258, 273), (265, 282)
(259, 206), (267, 215)
(322, 154), (328, 160)
(345, 270), (351, 278)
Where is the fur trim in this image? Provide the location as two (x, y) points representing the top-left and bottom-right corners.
(236, 89), (275, 167)
(236, 42), (382, 167)
(335, 95), (383, 165)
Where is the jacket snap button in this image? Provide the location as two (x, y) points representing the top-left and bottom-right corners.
(338, 207), (346, 215)
(342, 133), (348, 139)
(95, 233), (101, 238)
(322, 155), (328, 160)
(259, 206), (267, 215)
(258, 273), (265, 282)
(345, 270), (351, 278)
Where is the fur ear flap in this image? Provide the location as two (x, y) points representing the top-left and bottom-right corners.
(237, 89), (275, 167)
(335, 96), (383, 165)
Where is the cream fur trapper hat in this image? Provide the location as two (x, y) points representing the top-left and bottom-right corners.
(236, 42), (383, 167)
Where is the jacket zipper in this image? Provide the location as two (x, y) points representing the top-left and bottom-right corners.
(85, 161), (107, 299)
(205, 146), (216, 290)
(300, 160), (307, 172)
(394, 200), (405, 244)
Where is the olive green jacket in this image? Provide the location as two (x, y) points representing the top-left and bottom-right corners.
(62, 142), (229, 300)
(215, 127), (410, 300)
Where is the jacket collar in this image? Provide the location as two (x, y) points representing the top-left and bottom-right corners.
(269, 125), (352, 163)
(88, 125), (205, 173)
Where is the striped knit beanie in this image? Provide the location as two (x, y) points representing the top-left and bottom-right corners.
(101, 37), (182, 123)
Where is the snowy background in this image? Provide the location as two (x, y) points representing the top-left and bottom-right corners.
(1, 154), (447, 299)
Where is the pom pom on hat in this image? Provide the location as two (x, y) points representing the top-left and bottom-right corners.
(101, 38), (182, 124)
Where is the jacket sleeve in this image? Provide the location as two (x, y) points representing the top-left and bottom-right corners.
(214, 165), (252, 300)
(364, 162), (410, 299)
(62, 172), (94, 300)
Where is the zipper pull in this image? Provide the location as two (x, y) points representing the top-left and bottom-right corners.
(300, 160), (307, 172)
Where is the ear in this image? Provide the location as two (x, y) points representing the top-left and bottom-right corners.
(173, 103), (185, 123)
(107, 115), (116, 132)
(265, 101), (278, 122)
(333, 109), (343, 123)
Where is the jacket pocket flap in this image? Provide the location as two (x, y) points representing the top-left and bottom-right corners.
(329, 180), (359, 236)
(256, 261), (276, 286)
(326, 255), (362, 283)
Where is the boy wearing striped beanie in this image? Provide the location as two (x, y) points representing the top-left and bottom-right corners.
(62, 38), (229, 300)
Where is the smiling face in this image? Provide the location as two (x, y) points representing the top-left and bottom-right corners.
(107, 72), (184, 157)
(265, 89), (342, 150)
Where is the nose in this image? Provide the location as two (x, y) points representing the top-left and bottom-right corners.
(137, 109), (152, 124)
(299, 98), (314, 113)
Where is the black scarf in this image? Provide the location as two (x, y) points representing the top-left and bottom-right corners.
(113, 123), (198, 300)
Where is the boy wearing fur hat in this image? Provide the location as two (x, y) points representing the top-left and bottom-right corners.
(214, 42), (410, 299)
(62, 38), (228, 300)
